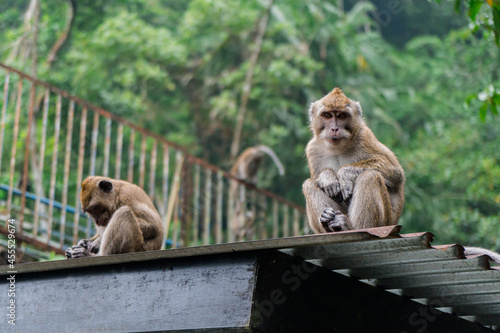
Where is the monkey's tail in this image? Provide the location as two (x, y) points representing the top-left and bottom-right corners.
(464, 246), (500, 264)
(255, 145), (285, 176)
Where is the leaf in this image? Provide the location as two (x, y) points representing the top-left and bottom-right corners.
(479, 102), (488, 121)
(492, 6), (500, 46)
(468, 0), (483, 21)
(454, 0), (462, 12)
(490, 99), (499, 115)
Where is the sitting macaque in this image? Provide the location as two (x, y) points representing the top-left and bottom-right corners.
(65, 176), (163, 258)
(302, 88), (405, 233)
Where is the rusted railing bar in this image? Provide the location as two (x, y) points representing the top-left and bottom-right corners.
(227, 180), (235, 243)
(188, 155), (303, 211)
(0, 63), (189, 153)
(192, 163), (200, 245)
(203, 169), (212, 245)
(0, 71), (10, 171)
(272, 200), (278, 239)
(250, 190), (257, 240)
(6, 78), (23, 219)
(162, 152), (183, 250)
(303, 215), (309, 235)
(89, 112), (99, 176)
(47, 94), (62, 243)
(172, 199), (179, 249)
(148, 140), (157, 199)
(33, 89), (49, 237)
(216, 171), (223, 244)
(283, 204), (289, 238)
(115, 123), (123, 180)
(103, 118), (111, 177)
(259, 195), (268, 239)
(20, 82), (37, 228)
(293, 208), (300, 236)
(73, 107), (87, 244)
(161, 144), (170, 218)
(0, 63), (303, 212)
(139, 136), (146, 188)
(127, 129), (135, 183)
(59, 101), (75, 248)
(0, 225), (65, 255)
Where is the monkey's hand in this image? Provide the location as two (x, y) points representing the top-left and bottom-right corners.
(320, 208), (350, 232)
(75, 238), (100, 254)
(65, 244), (95, 259)
(337, 166), (362, 203)
(88, 238), (101, 254)
(315, 169), (342, 202)
(76, 238), (91, 250)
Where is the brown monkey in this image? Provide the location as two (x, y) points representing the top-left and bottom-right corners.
(302, 88), (405, 233)
(229, 145), (285, 241)
(65, 176), (163, 258)
(230, 145), (285, 183)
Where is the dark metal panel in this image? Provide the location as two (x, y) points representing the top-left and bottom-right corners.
(1, 255), (257, 333)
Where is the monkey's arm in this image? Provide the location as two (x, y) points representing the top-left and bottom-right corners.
(315, 168), (343, 203)
(303, 178), (349, 233)
(337, 159), (404, 201)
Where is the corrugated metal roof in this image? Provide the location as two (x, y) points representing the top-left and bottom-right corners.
(283, 227), (500, 328)
(2, 225), (499, 328)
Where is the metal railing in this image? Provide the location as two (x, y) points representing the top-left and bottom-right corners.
(0, 63), (307, 255)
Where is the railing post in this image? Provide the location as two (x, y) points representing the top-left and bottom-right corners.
(0, 72), (10, 174)
(73, 107), (87, 244)
(6, 78), (23, 220)
(180, 156), (193, 247)
(20, 82), (36, 229)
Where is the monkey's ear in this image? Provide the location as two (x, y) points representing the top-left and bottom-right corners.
(355, 101), (363, 117)
(308, 102), (317, 122)
(98, 180), (113, 193)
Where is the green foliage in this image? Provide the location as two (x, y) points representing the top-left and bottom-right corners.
(0, 0), (499, 250)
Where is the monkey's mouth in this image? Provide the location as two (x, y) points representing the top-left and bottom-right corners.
(94, 216), (110, 227)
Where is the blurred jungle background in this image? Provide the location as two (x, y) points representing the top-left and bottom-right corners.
(0, 0), (499, 249)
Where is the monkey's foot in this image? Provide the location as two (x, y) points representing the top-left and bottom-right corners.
(65, 245), (95, 259)
(320, 208), (350, 232)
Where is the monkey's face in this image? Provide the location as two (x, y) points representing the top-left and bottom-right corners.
(315, 108), (353, 142)
(310, 103), (361, 148)
(81, 176), (116, 227)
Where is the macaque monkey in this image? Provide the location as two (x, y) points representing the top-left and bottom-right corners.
(303, 88), (405, 233)
(229, 145), (285, 241)
(65, 176), (164, 258)
(230, 145), (285, 184)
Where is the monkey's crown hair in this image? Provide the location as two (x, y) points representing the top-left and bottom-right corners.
(320, 87), (352, 109)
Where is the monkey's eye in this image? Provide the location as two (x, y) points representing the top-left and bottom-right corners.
(337, 113), (347, 119)
(322, 112), (332, 119)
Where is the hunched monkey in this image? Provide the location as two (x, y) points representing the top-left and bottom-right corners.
(302, 88), (405, 233)
(65, 176), (163, 258)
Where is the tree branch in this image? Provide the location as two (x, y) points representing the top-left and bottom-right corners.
(46, 0), (76, 66)
(230, 0), (274, 160)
